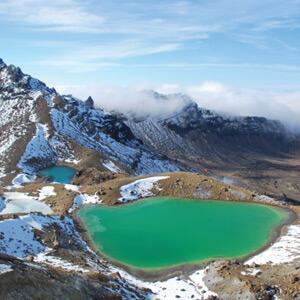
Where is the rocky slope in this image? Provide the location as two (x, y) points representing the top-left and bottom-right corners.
(125, 94), (300, 201)
(0, 58), (300, 299)
(1, 58), (299, 201)
(0, 59), (181, 187)
(0, 253), (144, 300)
(126, 95), (294, 168)
(0, 172), (299, 300)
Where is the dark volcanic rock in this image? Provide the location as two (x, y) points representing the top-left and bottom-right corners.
(126, 96), (295, 169)
(85, 96), (94, 109)
(73, 167), (117, 186)
(0, 254), (127, 300)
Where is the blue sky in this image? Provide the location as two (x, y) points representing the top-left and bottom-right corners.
(0, 0), (300, 89)
(1, 0), (300, 129)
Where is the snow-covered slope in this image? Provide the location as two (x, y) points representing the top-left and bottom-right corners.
(0, 59), (181, 186)
(50, 95), (180, 175)
(0, 58), (296, 186)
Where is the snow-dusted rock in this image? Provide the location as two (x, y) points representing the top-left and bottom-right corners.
(119, 176), (169, 202)
(68, 193), (101, 212)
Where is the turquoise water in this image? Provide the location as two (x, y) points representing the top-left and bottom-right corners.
(78, 197), (290, 270)
(38, 166), (76, 184)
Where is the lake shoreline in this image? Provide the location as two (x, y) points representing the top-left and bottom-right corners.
(73, 197), (298, 282)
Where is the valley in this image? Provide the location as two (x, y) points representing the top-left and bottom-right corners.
(0, 59), (299, 299)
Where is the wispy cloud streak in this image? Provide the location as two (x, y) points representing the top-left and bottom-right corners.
(36, 41), (181, 72)
(1, 0), (299, 84)
(0, 0), (105, 33)
(128, 63), (300, 72)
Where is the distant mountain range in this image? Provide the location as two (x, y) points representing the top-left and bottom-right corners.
(1, 58), (299, 200)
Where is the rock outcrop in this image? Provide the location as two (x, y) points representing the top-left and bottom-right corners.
(85, 96), (94, 109)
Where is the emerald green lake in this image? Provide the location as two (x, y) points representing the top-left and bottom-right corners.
(38, 166), (76, 184)
(78, 197), (290, 270)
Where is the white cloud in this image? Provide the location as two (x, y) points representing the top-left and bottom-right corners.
(36, 58), (300, 73)
(232, 33), (299, 51)
(35, 41), (181, 72)
(0, 0), (220, 37)
(55, 81), (300, 131)
(2, 0), (299, 72)
(56, 84), (191, 118)
(1, 0), (299, 38)
(253, 19), (300, 31)
(64, 42), (181, 61)
(165, 82), (300, 131)
(0, 0), (105, 33)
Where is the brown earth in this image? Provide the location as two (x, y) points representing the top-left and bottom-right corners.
(1, 170), (299, 300)
(72, 167), (121, 186)
(204, 154), (300, 205)
(204, 260), (300, 300)
(61, 141), (132, 175)
(3, 171), (298, 216)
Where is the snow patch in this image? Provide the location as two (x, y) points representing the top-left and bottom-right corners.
(241, 268), (261, 276)
(35, 248), (89, 272)
(102, 160), (123, 173)
(18, 123), (56, 173)
(38, 186), (56, 200)
(0, 264), (13, 275)
(110, 266), (217, 300)
(48, 134), (78, 164)
(65, 158), (81, 164)
(9, 173), (36, 189)
(246, 224), (300, 265)
(30, 90), (43, 101)
(0, 167), (6, 179)
(69, 193), (101, 212)
(24, 262), (46, 270)
(39, 123), (50, 140)
(0, 214), (93, 268)
(119, 176), (169, 202)
(0, 215), (51, 258)
(64, 184), (80, 192)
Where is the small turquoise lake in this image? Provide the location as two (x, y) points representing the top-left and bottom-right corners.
(38, 166), (76, 184)
(78, 197), (291, 270)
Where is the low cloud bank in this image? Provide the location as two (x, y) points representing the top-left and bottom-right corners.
(57, 84), (191, 118)
(56, 82), (300, 131)
(157, 82), (300, 131)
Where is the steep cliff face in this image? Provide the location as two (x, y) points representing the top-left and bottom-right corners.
(126, 99), (295, 170)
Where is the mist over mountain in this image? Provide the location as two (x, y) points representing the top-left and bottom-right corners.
(58, 84), (192, 120)
(56, 82), (300, 132)
(1, 58), (297, 186)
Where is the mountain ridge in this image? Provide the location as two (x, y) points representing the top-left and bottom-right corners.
(0, 59), (182, 186)
(1, 58), (299, 202)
